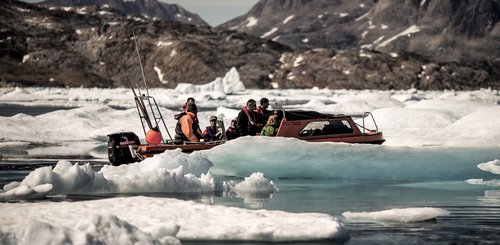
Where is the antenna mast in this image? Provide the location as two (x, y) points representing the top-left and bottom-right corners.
(132, 29), (150, 96)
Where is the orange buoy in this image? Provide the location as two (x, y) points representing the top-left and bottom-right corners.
(145, 127), (162, 145)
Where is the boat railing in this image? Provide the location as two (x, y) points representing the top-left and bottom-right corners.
(357, 112), (380, 134)
(135, 93), (174, 144)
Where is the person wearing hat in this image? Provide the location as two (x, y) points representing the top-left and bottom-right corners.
(203, 115), (223, 142)
(175, 103), (203, 142)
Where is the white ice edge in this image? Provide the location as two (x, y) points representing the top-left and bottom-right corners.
(0, 196), (349, 243)
(342, 207), (451, 223)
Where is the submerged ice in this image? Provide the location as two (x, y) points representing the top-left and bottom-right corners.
(208, 137), (500, 181)
(466, 159), (500, 187)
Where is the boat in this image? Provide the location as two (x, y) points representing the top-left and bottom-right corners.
(107, 108), (384, 166)
(107, 31), (384, 166)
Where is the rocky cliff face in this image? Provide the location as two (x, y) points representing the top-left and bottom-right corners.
(40, 0), (209, 26)
(220, 0), (500, 63)
(1, 0), (498, 90)
(0, 0), (289, 88)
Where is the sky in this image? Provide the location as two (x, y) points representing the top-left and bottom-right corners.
(161, 0), (259, 26)
(21, 0), (259, 26)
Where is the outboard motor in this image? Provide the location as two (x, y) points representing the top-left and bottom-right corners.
(107, 132), (141, 166)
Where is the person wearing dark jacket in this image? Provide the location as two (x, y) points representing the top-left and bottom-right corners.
(225, 118), (240, 140)
(236, 99), (262, 136)
(175, 103), (203, 142)
(203, 116), (223, 142)
(256, 97), (272, 124)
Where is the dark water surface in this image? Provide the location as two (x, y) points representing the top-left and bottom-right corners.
(0, 103), (77, 117)
(1, 159), (499, 244)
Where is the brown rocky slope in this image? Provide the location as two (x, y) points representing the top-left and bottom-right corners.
(1, 0), (498, 90)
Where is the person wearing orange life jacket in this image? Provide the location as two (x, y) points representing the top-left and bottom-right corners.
(174, 103), (203, 142)
(236, 99), (263, 136)
(174, 97), (195, 120)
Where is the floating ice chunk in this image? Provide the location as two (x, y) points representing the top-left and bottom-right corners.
(75, 214), (173, 244)
(477, 159), (500, 174)
(0, 196), (350, 242)
(232, 172), (278, 193)
(479, 190), (500, 204)
(142, 222), (180, 244)
(0, 151), (217, 201)
(174, 67), (245, 94)
(373, 107), (456, 129)
(466, 178), (500, 187)
(17, 160), (109, 194)
(342, 207), (450, 223)
(22, 214), (180, 245)
(0, 183), (53, 201)
(22, 221), (94, 245)
(228, 172), (278, 208)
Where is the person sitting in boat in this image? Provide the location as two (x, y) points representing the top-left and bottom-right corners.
(175, 103), (203, 142)
(256, 97), (272, 124)
(174, 97), (196, 120)
(225, 118), (240, 140)
(261, 114), (279, 136)
(236, 99), (263, 136)
(203, 116), (223, 142)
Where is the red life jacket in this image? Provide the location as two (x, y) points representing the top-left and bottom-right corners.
(242, 106), (258, 125)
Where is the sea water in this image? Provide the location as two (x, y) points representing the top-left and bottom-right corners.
(2, 143), (500, 244)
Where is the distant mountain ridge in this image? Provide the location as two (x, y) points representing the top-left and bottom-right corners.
(40, 0), (209, 26)
(220, 0), (500, 62)
(1, 0), (498, 90)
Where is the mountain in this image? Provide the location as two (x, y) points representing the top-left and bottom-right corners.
(220, 0), (500, 62)
(0, 0), (498, 90)
(40, 0), (209, 26)
(0, 0), (288, 88)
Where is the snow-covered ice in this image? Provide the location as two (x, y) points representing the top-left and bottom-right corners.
(0, 196), (349, 243)
(1, 68), (499, 244)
